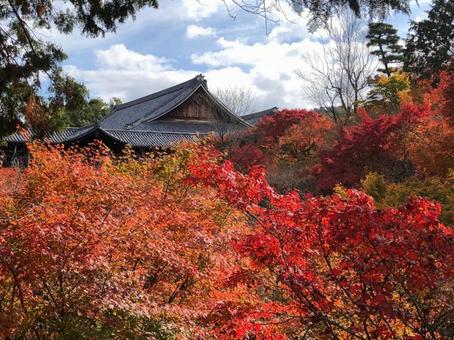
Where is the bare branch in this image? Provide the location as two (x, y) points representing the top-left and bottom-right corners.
(214, 86), (256, 116)
(297, 9), (377, 125)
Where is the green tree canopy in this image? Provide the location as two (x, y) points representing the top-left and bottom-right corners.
(65, 97), (122, 128)
(0, 0), (158, 138)
(404, 0), (454, 78)
(367, 22), (403, 76)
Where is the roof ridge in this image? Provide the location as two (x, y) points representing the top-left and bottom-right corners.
(66, 125), (94, 130)
(242, 106), (278, 119)
(113, 75), (203, 111)
(194, 85), (253, 128)
(102, 128), (210, 136)
(4, 125), (94, 138)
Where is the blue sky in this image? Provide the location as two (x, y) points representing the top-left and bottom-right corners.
(41, 0), (432, 112)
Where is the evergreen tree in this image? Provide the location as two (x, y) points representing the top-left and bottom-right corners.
(66, 97), (122, 128)
(367, 22), (403, 76)
(404, 0), (454, 78)
(0, 0), (158, 138)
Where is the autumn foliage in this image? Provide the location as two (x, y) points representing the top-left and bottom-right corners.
(223, 109), (333, 192)
(0, 143), (245, 338)
(189, 147), (453, 339)
(221, 71), (454, 224)
(1, 140), (452, 338)
(1, 69), (454, 338)
(313, 103), (427, 192)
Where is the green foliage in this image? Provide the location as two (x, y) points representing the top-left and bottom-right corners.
(44, 311), (175, 340)
(333, 183), (348, 198)
(362, 171), (454, 224)
(0, 0), (158, 137)
(360, 172), (387, 201)
(404, 0), (454, 78)
(367, 22), (403, 76)
(366, 71), (411, 114)
(66, 97), (122, 127)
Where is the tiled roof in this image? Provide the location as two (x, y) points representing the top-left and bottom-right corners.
(3, 125), (97, 144)
(134, 120), (244, 133)
(3, 75), (252, 149)
(100, 74), (250, 130)
(100, 77), (200, 130)
(102, 129), (205, 148)
(242, 107), (278, 125)
(4, 127), (208, 148)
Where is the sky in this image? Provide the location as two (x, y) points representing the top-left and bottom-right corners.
(40, 0), (432, 113)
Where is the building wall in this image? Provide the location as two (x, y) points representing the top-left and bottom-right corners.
(163, 89), (226, 121)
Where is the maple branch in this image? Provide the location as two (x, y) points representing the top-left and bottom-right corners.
(362, 231), (435, 338)
(244, 209), (364, 339)
(316, 225), (375, 339)
(287, 276), (364, 339)
(41, 278), (60, 310)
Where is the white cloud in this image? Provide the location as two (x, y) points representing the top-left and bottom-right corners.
(189, 34), (328, 109)
(64, 44), (197, 101)
(181, 0), (224, 21)
(66, 27), (327, 112)
(63, 0), (414, 112)
(94, 44), (170, 71)
(34, 0), (226, 54)
(266, 8), (313, 43)
(185, 25), (216, 39)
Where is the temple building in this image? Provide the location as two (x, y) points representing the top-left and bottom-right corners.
(2, 75), (267, 166)
(242, 107), (279, 125)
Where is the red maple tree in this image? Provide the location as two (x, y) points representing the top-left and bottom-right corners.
(189, 145), (454, 339)
(313, 103), (432, 192)
(0, 143), (244, 338)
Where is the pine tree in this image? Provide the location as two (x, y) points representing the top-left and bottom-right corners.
(367, 22), (403, 76)
(404, 0), (454, 78)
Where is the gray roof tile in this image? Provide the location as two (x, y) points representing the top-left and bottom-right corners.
(3, 125), (97, 144)
(3, 75), (253, 149)
(242, 107), (278, 125)
(102, 129), (205, 148)
(100, 86), (197, 129)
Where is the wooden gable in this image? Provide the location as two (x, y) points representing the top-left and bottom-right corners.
(159, 88), (233, 122)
